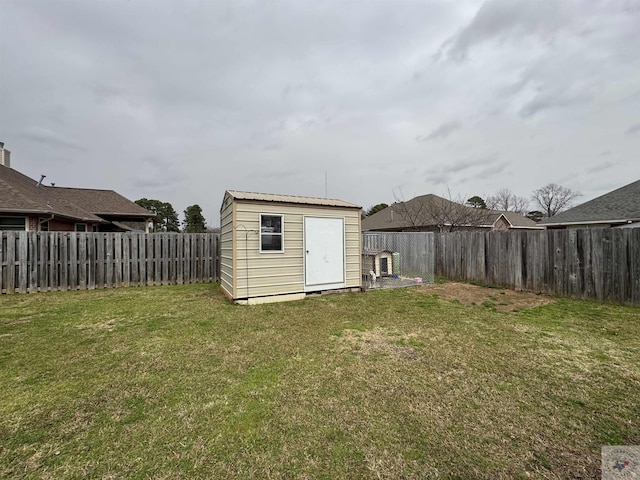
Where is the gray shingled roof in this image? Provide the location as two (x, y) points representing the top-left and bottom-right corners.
(225, 190), (361, 209)
(361, 194), (469, 231)
(49, 187), (152, 217)
(539, 179), (640, 226)
(361, 194), (539, 231)
(496, 211), (542, 229)
(0, 165), (151, 222)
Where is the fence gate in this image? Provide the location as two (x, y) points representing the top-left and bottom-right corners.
(362, 232), (435, 290)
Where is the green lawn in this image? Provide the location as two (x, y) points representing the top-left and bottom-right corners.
(1, 284), (639, 479)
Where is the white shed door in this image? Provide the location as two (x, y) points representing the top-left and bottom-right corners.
(304, 216), (345, 290)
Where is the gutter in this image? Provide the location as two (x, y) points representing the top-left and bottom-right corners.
(39, 214), (55, 226)
(0, 208), (50, 214)
(540, 218), (640, 227)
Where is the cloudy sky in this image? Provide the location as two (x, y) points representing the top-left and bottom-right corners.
(1, 0), (639, 225)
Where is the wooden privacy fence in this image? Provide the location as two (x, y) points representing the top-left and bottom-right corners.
(434, 229), (640, 305)
(0, 232), (220, 294)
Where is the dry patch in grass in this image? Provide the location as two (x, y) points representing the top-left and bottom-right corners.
(335, 327), (420, 360)
(416, 281), (555, 311)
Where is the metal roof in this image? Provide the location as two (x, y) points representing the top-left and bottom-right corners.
(225, 190), (361, 209)
(363, 248), (393, 256)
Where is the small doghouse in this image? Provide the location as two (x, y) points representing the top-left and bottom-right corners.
(362, 249), (394, 277)
(220, 190), (362, 304)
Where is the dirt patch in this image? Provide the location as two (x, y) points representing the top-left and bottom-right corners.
(415, 282), (555, 312)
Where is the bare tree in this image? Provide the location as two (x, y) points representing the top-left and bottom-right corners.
(532, 183), (581, 218)
(486, 188), (529, 214)
(392, 189), (491, 232)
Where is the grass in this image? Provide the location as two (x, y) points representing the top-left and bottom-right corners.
(1, 284), (639, 479)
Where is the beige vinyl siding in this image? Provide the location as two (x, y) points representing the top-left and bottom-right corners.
(232, 200), (361, 299)
(344, 213), (361, 286)
(219, 194), (234, 297)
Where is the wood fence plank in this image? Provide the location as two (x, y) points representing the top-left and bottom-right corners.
(18, 232), (28, 293)
(617, 230), (629, 304)
(169, 234), (177, 285)
(190, 235), (197, 283)
(159, 234), (168, 285)
(6, 232), (16, 294)
(49, 233), (58, 291)
(78, 233), (87, 290)
(215, 234), (221, 281)
(122, 234), (130, 287)
(87, 234), (96, 290)
(204, 234), (210, 281)
(96, 233), (105, 288)
(0, 233), (4, 293)
(197, 234), (203, 282)
(580, 230), (591, 300)
(139, 234), (147, 286)
(131, 234), (139, 286)
(566, 229), (579, 297)
(59, 234), (68, 290)
(114, 233), (122, 288)
(513, 231), (524, 291)
(177, 234), (184, 285)
(602, 229), (613, 301)
(523, 231), (534, 291)
(39, 233), (48, 292)
(182, 235), (189, 283)
(28, 232), (38, 293)
(105, 234), (113, 288)
(144, 234), (152, 286)
(631, 228), (640, 305)
(154, 235), (162, 285)
(69, 233), (78, 290)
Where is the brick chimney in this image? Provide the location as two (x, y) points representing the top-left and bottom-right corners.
(0, 142), (10, 168)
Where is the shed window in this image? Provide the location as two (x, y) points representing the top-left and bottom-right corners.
(75, 223), (87, 232)
(260, 214), (283, 252)
(0, 217), (26, 231)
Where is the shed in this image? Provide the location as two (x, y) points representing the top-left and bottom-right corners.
(220, 190), (362, 304)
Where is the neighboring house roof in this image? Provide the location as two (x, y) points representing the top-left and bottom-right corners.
(224, 190), (361, 209)
(361, 194), (538, 231)
(0, 164), (151, 223)
(490, 211), (543, 229)
(47, 187), (152, 217)
(539, 179), (640, 227)
(361, 194), (465, 231)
